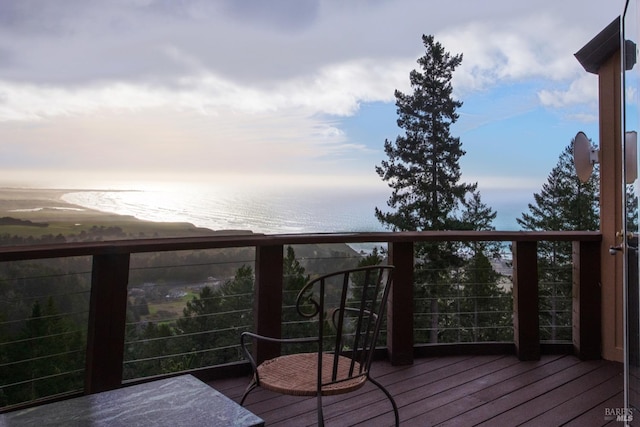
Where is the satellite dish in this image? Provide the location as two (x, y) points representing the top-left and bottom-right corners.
(626, 131), (638, 184)
(573, 131), (599, 183)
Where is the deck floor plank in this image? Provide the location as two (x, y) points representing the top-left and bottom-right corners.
(207, 354), (623, 426)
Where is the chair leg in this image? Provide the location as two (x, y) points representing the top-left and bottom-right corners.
(240, 380), (258, 406)
(369, 377), (400, 427)
(317, 393), (324, 427)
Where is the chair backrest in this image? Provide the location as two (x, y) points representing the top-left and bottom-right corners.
(295, 265), (394, 386)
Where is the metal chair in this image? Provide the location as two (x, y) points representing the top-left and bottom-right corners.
(240, 264), (399, 426)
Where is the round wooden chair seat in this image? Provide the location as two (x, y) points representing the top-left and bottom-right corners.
(256, 353), (367, 396)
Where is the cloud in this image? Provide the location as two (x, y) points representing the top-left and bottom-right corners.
(537, 74), (599, 108)
(0, 0), (614, 89)
(441, 14), (600, 95)
(564, 112), (599, 124)
(221, 0), (320, 31)
(0, 102), (377, 177)
(0, 0), (619, 185)
(0, 2), (607, 124)
(0, 54), (409, 122)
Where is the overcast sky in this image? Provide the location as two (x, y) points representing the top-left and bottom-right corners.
(0, 0), (622, 193)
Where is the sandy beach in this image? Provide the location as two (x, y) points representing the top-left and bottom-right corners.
(0, 188), (133, 222)
(0, 187), (223, 238)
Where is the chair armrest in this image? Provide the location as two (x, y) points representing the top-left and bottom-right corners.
(241, 331), (318, 345)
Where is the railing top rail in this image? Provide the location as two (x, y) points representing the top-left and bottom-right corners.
(0, 230), (602, 262)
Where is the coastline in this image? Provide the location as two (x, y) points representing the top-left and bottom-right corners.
(0, 186), (363, 256)
(0, 187), (150, 222)
(0, 187), (237, 238)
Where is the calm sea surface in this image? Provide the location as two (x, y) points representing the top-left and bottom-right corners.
(60, 183), (527, 235)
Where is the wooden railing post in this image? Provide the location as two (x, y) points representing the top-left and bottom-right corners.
(387, 241), (414, 365)
(512, 241), (540, 361)
(254, 245), (283, 364)
(85, 253), (130, 393)
(572, 240), (601, 359)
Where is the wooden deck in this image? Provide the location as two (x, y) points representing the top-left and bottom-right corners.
(208, 354), (624, 426)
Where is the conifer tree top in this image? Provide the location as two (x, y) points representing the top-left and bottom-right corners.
(375, 34), (476, 233)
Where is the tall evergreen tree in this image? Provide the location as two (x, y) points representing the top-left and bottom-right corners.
(174, 265), (254, 367)
(357, 247), (385, 267)
(375, 34), (475, 233)
(2, 298), (84, 406)
(281, 246), (312, 348)
(457, 191), (512, 342)
(518, 144), (599, 232)
(375, 34), (479, 343)
(123, 321), (177, 380)
(517, 141), (599, 340)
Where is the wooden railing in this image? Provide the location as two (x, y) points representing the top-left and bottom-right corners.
(0, 231), (602, 396)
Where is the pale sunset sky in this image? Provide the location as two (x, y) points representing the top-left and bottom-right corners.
(0, 0), (621, 200)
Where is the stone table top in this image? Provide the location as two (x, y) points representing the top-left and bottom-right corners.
(0, 374), (264, 427)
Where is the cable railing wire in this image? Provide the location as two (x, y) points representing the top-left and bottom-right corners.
(0, 347), (85, 370)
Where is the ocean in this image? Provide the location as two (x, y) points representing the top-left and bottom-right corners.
(59, 181), (529, 235)
(61, 184), (387, 234)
